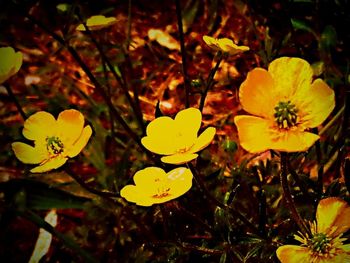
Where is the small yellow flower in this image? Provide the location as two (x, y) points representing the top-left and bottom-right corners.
(120, 167), (193, 206)
(203, 35), (249, 55)
(141, 107), (216, 164)
(234, 57), (335, 153)
(12, 109), (92, 173)
(0, 47), (23, 84)
(76, 15), (117, 31)
(276, 197), (350, 263)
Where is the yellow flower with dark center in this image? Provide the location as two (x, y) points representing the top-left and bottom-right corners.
(141, 107), (216, 164)
(12, 109), (92, 173)
(76, 15), (117, 31)
(120, 167), (193, 206)
(203, 35), (249, 55)
(276, 197), (350, 263)
(0, 47), (23, 84)
(234, 57), (335, 153)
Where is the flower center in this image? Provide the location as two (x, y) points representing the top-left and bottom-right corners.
(46, 136), (64, 155)
(274, 101), (299, 129)
(152, 178), (171, 198)
(308, 233), (331, 254)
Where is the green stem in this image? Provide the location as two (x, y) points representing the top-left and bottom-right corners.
(175, 0), (190, 108)
(280, 152), (310, 235)
(199, 52), (223, 112)
(5, 84), (27, 120)
(187, 163), (259, 235)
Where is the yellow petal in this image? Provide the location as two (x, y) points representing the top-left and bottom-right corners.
(217, 38), (249, 55)
(239, 68), (277, 118)
(203, 35), (219, 50)
(234, 115), (273, 153)
(148, 29), (180, 50)
(316, 197), (350, 237)
(76, 15), (117, 31)
(161, 153), (198, 164)
(189, 126), (216, 153)
(66, 125), (92, 158)
(295, 79), (335, 129)
(174, 107), (202, 149)
(23, 111), (57, 140)
(268, 57), (313, 100)
(30, 157), (68, 173)
(141, 116), (178, 155)
(133, 167), (167, 195)
(120, 185), (154, 206)
(56, 109), (85, 146)
(12, 142), (48, 164)
(276, 245), (310, 263)
(167, 167), (193, 198)
(270, 130), (320, 152)
(0, 47), (23, 84)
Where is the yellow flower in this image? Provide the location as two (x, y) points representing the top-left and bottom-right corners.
(120, 167), (193, 206)
(76, 15), (117, 31)
(276, 197), (350, 263)
(234, 57), (335, 153)
(141, 107), (216, 164)
(12, 109), (92, 173)
(203, 35), (249, 55)
(0, 47), (23, 84)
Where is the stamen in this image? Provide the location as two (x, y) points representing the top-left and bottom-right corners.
(274, 101), (299, 129)
(46, 136), (64, 155)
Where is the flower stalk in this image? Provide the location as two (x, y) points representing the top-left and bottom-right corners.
(175, 0), (190, 108)
(199, 52), (224, 112)
(280, 152), (310, 236)
(4, 84), (27, 121)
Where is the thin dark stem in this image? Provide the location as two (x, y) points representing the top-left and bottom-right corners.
(187, 163), (259, 235)
(313, 127), (324, 195)
(75, 11), (145, 134)
(175, 0), (190, 108)
(5, 84), (27, 120)
(288, 163), (312, 200)
(65, 166), (117, 199)
(280, 152), (310, 236)
(199, 52), (223, 112)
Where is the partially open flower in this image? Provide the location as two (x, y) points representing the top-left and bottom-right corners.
(276, 197), (350, 263)
(141, 107), (216, 164)
(120, 167), (193, 206)
(76, 15), (117, 31)
(203, 35), (249, 55)
(0, 46), (23, 84)
(234, 57), (335, 153)
(12, 109), (92, 173)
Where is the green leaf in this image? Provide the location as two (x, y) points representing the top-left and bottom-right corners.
(0, 179), (90, 210)
(290, 18), (317, 36)
(182, 0), (200, 33)
(320, 25), (337, 50)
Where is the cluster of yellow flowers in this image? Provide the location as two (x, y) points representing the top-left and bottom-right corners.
(4, 32), (347, 262)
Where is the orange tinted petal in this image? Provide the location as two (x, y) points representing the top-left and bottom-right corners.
(12, 142), (48, 164)
(30, 157), (68, 173)
(270, 130), (319, 152)
(161, 153), (198, 164)
(268, 57), (313, 99)
(141, 116), (177, 155)
(316, 197), (350, 237)
(276, 245), (310, 263)
(239, 68), (276, 118)
(189, 127), (216, 153)
(66, 125), (92, 157)
(234, 115), (273, 153)
(295, 79), (335, 129)
(57, 109), (85, 146)
(23, 111), (57, 140)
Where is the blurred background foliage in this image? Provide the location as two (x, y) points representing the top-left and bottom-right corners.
(0, 0), (349, 262)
